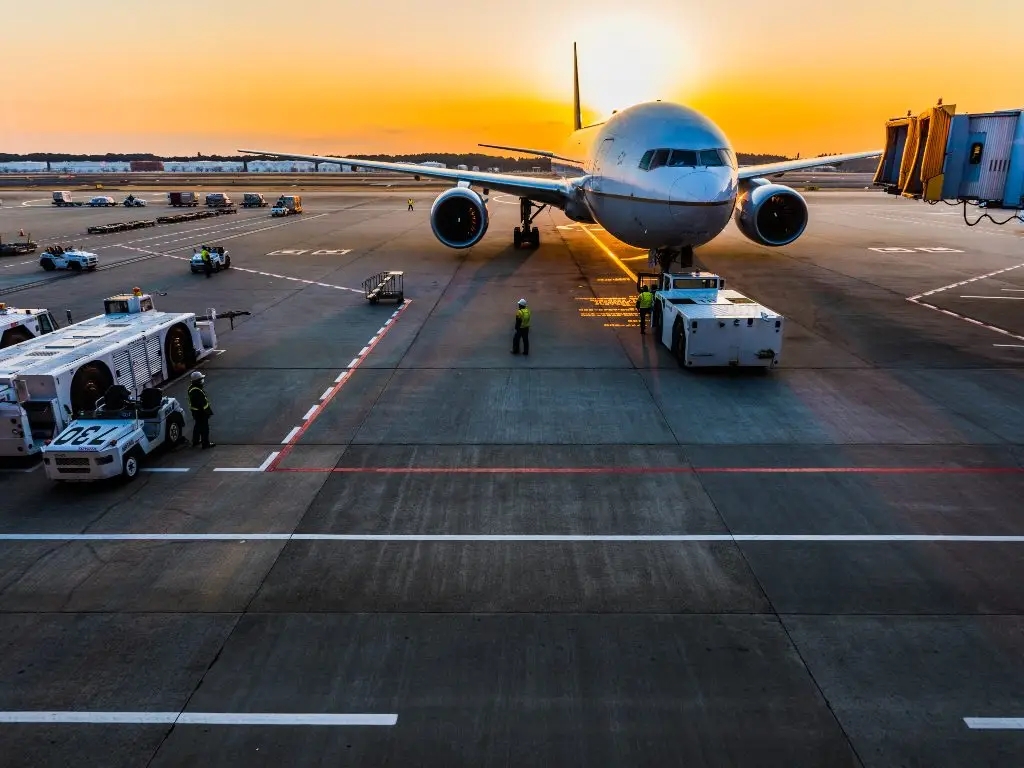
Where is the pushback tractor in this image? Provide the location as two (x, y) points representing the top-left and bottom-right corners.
(0, 290), (216, 458)
(643, 271), (784, 368)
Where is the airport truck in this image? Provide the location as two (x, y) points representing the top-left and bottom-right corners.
(190, 245), (231, 273)
(270, 195), (302, 216)
(643, 271), (784, 368)
(242, 193), (268, 208)
(0, 304), (60, 349)
(205, 193), (234, 208)
(168, 191), (200, 207)
(51, 191), (83, 207)
(39, 245), (98, 272)
(0, 235), (38, 256)
(0, 289), (217, 457)
(41, 384), (186, 481)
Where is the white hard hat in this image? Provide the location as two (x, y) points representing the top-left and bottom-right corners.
(190, 371), (205, 381)
(518, 298), (527, 307)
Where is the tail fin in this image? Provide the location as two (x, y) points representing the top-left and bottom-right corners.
(572, 43), (582, 131)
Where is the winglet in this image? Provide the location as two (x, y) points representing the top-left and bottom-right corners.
(573, 43), (582, 131)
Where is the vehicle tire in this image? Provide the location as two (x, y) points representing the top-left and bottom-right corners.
(166, 413), (184, 446)
(41, 258), (55, 271)
(224, 255), (231, 268)
(652, 303), (663, 336)
(164, 323), (196, 379)
(69, 361), (114, 413)
(70, 261), (82, 272)
(671, 320), (687, 367)
(122, 451), (140, 480)
(513, 227), (522, 248)
(1, 327), (33, 348)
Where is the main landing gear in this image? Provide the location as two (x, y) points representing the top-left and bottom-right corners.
(650, 246), (695, 273)
(514, 198), (546, 249)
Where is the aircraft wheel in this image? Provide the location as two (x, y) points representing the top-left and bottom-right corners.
(531, 229), (540, 248)
(513, 227), (522, 248)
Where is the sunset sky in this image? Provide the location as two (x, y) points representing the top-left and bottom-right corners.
(4, 0), (1020, 157)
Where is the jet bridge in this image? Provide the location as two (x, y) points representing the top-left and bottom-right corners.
(874, 101), (1024, 219)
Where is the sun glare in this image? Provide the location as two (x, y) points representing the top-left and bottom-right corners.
(574, 14), (699, 120)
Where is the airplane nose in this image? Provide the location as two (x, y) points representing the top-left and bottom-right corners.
(669, 172), (718, 221)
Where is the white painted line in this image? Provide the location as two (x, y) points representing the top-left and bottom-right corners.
(140, 468), (190, 473)
(0, 711), (397, 726)
(994, 344), (1024, 348)
(348, 358), (360, 368)
(302, 405), (318, 421)
(281, 427), (301, 444)
(258, 452), (280, 472)
(959, 295), (1024, 300)
(964, 718), (1024, 730)
(908, 262), (1024, 301)
(1001, 289), (1024, 292)
(212, 467), (264, 473)
(3, 534), (1024, 543)
(321, 386), (336, 398)
(332, 373), (347, 384)
(358, 346), (370, 356)
(907, 298), (1024, 343)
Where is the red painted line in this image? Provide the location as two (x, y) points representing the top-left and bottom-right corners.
(268, 301), (412, 470)
(270, 466), (1024, 475)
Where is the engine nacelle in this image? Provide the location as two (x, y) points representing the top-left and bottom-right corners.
(430, 187), (489, 249)
(733, 180), (808, 247)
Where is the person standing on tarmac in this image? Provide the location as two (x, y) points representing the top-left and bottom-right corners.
(201, 247), (212, 278)
(188, 371), (215, 449)
(636, 284), (654, 335)
(512, 298), (531, 355)
(407, 198), (415, 211)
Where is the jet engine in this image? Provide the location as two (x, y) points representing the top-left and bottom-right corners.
(430, 187), (489, 249)
(733, 180), (808, 247)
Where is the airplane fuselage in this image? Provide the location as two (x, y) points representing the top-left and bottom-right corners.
(552, 101), (739, 250)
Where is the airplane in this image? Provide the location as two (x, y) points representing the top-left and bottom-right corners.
(240, 44), (881, 273)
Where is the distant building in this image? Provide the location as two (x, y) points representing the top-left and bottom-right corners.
(0, 161), (47, 173)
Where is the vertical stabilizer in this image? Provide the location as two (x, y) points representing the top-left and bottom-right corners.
(573, 43), (582, 131)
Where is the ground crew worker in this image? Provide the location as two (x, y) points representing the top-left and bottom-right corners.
(636, 284), (654, 335)
(201, 247), (212, 278)
(408, 198), (415, 211)
(188, 371), (215, 449)
(512, 298), (531, 355)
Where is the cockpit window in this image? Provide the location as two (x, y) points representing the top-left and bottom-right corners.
(667, 150), (698, 167)
(640, 148), (737, 171)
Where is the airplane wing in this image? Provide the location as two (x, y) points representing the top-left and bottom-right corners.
(478, 143), (582, 164)
(737, 150), (882, 180)
(238, 149), (575, 206)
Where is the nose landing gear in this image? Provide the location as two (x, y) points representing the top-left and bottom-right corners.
(514, 198), (547, 249)
(650, 246), (695, 273)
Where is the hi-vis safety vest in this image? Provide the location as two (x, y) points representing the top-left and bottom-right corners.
(188, 385), (210, 415)
(516, 307), (531, 328)
(637, 290), (654, 309)
(201, 250), (210, 262)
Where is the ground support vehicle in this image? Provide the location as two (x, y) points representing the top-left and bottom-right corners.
(88, 196), (116, 207)
(270, 195), (302, 216)
(1, 305), (59, 348)
(156, 208), (235, 225)
(0, 236), (38, 256)
(39, 245), (98, 272)
(242, 193), (268, 207)
(123, 195), (147, 207)
(168, 192), (199, 207)
(42, 385), (186, 481)
(51, 191), (84, 207)
(643, 271), (784, 369)
(0, 291), (217, 457)
(87, 220), (156, 235)
(363, 271), (404, 304)
(205, 193), (234, 208)
(190, 246), (231, 274)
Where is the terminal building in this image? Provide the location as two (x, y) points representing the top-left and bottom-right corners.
(874, 102), (1024, 211)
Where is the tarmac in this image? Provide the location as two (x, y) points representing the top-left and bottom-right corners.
(0, 186), (1023, 767)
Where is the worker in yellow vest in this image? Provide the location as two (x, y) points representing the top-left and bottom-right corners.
(512, 298), (531, 355)
(636, 284), (654, 335)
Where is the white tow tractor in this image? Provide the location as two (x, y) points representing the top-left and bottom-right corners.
(0, 304), (60, 348)
(643, 271), (784, 368)
(190, 245), (231, 273)
(39, 245), (99, 272)
(42, 384), (186, 481)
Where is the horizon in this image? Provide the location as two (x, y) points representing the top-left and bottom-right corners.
(5, 0), (1020, 157)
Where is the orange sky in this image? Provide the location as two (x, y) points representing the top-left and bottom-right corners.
(4, 0), (1020, 157)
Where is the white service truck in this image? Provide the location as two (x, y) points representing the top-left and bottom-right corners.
(0, 304), (60, 348)
(190, 245), (231, 273)
(42, 384), (186, 481)
(0, 291), (217, 458)
(644, 271), (784, 368)
(39, 245), (99, 272)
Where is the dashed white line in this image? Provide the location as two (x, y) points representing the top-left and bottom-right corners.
(281, 426), (301, 444)
(302, 405), (318, 421)
(908, 298), (1024, 343)
(259, 452), (280, 471)
(0, 711), (398, 727)
(909, 263), (1024, 301)
(959, 295), (1024, 300)
(321, 386), (335, 398)
(347, 358), (360, 368)
(964, 718), (1024, 730)
(358, 346), (370, 356)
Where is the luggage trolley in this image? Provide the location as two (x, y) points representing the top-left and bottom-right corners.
(363, 271), (405, 304)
